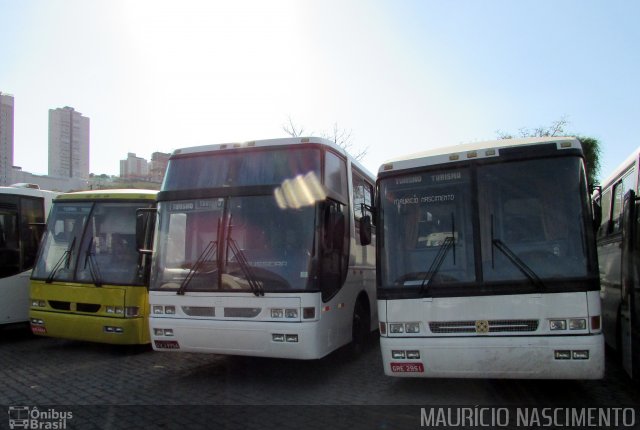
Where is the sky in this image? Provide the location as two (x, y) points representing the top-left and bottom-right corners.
(1, 0), (639, 181)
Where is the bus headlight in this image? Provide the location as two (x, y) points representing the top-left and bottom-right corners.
(31, 299), (46, 308)
(568, 318), (586, 330)
(405, 322), (421, 334)
(549, 319), (567, 330)
(152, 305), (175, 315)
(389, 323), (404, 334)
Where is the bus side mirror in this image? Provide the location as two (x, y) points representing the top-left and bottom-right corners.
(136, 208), (156, 255)
(359, 215), (372, 246)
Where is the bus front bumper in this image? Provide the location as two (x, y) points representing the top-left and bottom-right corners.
(29, 310), (149, 345)
(149, 317), (330, 359)
(380, 334), (604, 379)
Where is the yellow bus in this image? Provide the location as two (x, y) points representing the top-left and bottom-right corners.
(29, 189), (157, 344)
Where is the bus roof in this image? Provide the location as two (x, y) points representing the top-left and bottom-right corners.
(171, 136), (375, 181)
(378, 136), (581, 173)
(54, 189), (158, 202)
(0, 185), (60, 199)
(597, 146), (640, 191)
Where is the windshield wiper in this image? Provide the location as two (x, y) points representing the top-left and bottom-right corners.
(419, 236), (454, 293)
(45, 237), (76, 284)
(492, 239), (545, 291)
(226, 236), (264, 297)
(419, 212), (456, 293)
(83, 237), (103, 287)
(177, 240), (218, 295)
(490, 214), (545, 290)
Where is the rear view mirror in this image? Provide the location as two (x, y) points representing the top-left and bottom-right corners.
(136, 208), (156, 255)
(359, 215), (372, 246)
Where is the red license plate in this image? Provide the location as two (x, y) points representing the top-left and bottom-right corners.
(390, 362), (424, 373)
(31, 325), (47, 335)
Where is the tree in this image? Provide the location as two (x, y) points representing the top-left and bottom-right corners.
(497, 117), (601, 188)
(282, 116), (368, 161)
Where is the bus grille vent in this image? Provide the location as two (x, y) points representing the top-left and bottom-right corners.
(182, 306), (215, 317)
(429, 319), (539, 333)
(224, 307), (261, 318)
(48, 301), (71, 311)
(77, 303), (101, 313)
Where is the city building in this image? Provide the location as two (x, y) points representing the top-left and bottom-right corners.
(149, 151), (170, 183)
(120, 152), (149, 179)
(48, 106), (90, 180)
(0, 92), (14, 186)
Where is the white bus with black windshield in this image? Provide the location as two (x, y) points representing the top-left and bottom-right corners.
(376, 137), (603, 378)
(147, 137), (376, 359)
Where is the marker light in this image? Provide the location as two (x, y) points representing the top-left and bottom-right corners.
(303, 307), (315, 319)
(379, 322), (386, 335)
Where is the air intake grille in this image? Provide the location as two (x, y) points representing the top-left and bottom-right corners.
(182, 306), (215, 317)
(429, 319), (539, 333)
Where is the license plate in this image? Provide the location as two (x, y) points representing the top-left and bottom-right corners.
(31, 325), (47, 335)
(154, 340), (180, 349)
(390, 362), (424, 373)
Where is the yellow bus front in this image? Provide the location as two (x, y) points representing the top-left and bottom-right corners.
(29, 190), (156, 345)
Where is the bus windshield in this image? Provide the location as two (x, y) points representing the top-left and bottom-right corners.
(380, 156), (591, 293)
(32, 202), (150, 285)
(164, 147), (321, 190)
(151, 195), (316, 293)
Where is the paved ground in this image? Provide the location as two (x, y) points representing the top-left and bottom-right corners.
(1, 324), (639, 429)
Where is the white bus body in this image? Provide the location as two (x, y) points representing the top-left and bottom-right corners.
(0, 185), (58, 325)
(593, 147), (640, 381)
(377, 137), (604, 379)
(149, 137), (376, 359)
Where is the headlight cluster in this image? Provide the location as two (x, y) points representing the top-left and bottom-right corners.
(271, 308), (298, 319)
(152, 305), (176, 315)
(31, 299), (46, 308)
(549, 318), (587, 331)
(272, 333), (298, 343)
(392, 350), (421, 359)
(154, 328), (174, 337)
(106, 305), (140, 318)
(388, 322), (421, 334)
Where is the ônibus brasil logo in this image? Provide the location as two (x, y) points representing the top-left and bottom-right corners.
(7, 406), (72, 430)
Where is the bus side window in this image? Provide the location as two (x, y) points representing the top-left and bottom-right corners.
(352, 171), (374, 246)
(597, 189), (612, 238)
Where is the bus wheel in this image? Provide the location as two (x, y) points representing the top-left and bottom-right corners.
(351, 296), (370, 354)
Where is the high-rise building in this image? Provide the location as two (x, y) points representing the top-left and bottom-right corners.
(48, 106), (90, 179)
(149, 151), (170, 183)
(120, 152), (149, 179)
(0, 92), (15, 186)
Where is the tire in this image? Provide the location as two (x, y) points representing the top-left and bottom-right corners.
(351, 296), (370, 354)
